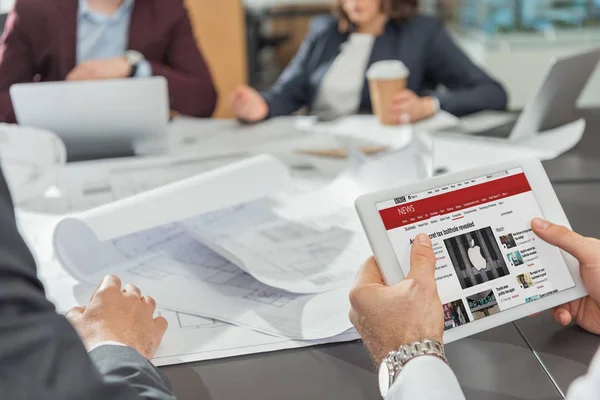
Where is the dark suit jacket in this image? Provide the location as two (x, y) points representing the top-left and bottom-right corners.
(0, 167), (175, 399)
(262, 14), (508, 118)
(0, 0), (217, 123)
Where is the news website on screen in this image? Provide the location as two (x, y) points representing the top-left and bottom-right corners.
(377, 168), (575, 331)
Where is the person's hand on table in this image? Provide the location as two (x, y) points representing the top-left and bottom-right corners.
(390, 89), (437, 125)
(229, 84), (269, 123)
(349, 234), (445, 363)
(532, 218), (600, 335)
(66, 57), (130, 81)
(66, 275), (168, 360)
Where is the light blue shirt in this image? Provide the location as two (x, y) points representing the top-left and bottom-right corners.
(77, 0), (151, 78)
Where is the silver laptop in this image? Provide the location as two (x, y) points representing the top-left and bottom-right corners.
(10, 77), (169, 159)
(460, 47), (600, 142)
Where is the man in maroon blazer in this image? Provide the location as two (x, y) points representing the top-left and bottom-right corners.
(0, 0), (218, 123)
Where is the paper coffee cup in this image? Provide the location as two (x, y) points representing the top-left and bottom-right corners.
(367, 61), (409, 125)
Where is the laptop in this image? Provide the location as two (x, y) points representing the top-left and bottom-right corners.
(10, 77), (169, 160)
(460, 47), (600, 142)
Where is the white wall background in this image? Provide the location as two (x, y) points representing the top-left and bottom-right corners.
(452, 30), (600, 109)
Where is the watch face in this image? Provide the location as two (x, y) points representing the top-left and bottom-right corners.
(378, 360), (391, 397)
(126, 50), (144, 64)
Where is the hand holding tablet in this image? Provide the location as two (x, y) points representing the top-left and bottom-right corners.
(530, 218), (600, 335)
(354, 158), (588, 343)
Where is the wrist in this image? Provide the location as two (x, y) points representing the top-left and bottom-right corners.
(88, 340), (127, 353)
(119, 57), (131, 78)
(379, 339), (447, 397)
(78, 328), (125, 351)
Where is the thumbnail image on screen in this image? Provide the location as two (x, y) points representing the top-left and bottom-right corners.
(516, 272), (534, 289)
(443, 299), (470, 331)
(507, 251), (525, 267)
(467, 290), (500, 321)
(499, 233), (517, 249)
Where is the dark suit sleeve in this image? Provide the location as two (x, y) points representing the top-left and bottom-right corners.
(0, 167), (175, 400)
(0, 4), (36, 123)
(423, 20), (508, 117)
(150, 4), (217, 118)
(90, 346), (175, 400)
(260, 18), (322, 118)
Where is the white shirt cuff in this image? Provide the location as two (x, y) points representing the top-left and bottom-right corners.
(87, 341), (127, 353)
(134, 60), (153, 78)
(387, 356), (465, 400)
(432, 97), (441, 112)
(566, 347), (600, 398)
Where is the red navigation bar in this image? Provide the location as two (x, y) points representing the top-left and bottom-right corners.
(379, 173), (532, 230)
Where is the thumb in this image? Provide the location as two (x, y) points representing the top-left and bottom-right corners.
(531, 218), (600, 266)
(406, 234), (437, 283)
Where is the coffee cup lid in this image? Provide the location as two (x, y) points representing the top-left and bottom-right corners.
(367, 60), (409, 80)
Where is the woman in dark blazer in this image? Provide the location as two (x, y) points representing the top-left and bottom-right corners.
(230, 0), (507, 124)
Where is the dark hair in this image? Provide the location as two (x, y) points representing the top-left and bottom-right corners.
(333, 0), (419, 31)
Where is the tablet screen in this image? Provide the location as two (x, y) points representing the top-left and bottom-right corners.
(376, 168), (575, 331)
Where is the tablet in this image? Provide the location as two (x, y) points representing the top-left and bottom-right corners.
(355, 158), (586, 343)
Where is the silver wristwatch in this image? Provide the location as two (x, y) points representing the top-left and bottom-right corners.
(125, 50), (144, 77)
(378, 339), (448, 398)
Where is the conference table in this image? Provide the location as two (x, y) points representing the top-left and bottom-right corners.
(148, 109), (600, 400)
(58, 109), (600, 399)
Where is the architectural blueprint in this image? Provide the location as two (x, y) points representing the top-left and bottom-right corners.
(52, 217), (354, 340)
(35, 258), (358, 367)
(186, 201), (370, 293)
(152, 309), (359, 367)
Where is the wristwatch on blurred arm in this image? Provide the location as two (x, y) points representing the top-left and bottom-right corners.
(379, 339), (448, 397)
(125, 50), (144, 78)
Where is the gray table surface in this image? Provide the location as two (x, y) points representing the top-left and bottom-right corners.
(514, 183), (600, 397)
(161, 323), (562, 400)
(543, 109), (600, 183)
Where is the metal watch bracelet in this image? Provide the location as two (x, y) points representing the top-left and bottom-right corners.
(395, 339), (447, 367)
(380, 339), (447, 397)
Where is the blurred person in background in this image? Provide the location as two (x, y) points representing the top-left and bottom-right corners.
(230, 0), (507, 125)
(0, 0), (217, 123)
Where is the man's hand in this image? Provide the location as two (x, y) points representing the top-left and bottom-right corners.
(390, 90), (437, 125)
(229, 84), (269, 122)
(349, 234), (444, 364)
(532, 218), (600, 334)
(66, 57), (130, 81)
(66, 275), (168, 360)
